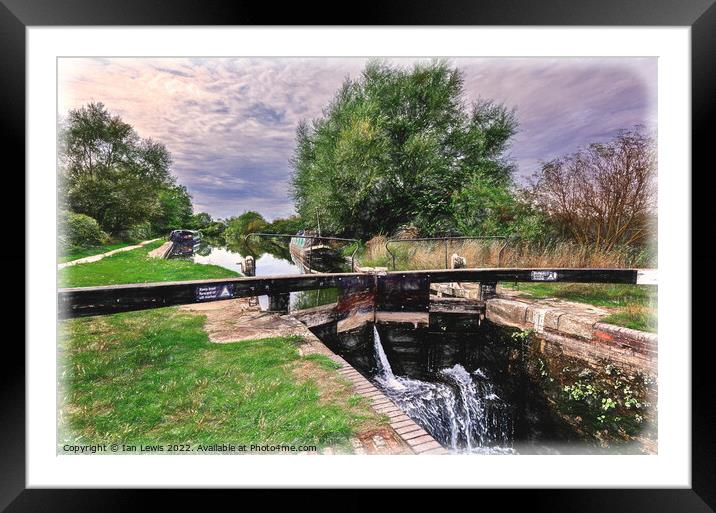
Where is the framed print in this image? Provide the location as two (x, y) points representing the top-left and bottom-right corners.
(4, 0), (714, 510)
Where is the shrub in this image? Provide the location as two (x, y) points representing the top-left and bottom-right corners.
(529, 127), (656, 250)
(117, 221), (154, 242)
(59, 211), (109, 249)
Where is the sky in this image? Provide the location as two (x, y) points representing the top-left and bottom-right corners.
(58, 57), (656, 221)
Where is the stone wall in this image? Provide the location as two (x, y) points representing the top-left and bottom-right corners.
(485, 297), (657, 374)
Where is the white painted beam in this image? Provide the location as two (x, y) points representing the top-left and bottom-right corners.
(636, 269), (658, 285)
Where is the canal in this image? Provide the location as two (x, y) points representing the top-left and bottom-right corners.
(176, 241), (340, 311)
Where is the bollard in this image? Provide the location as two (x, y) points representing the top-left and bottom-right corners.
(451, 253), (466, 269)
(242, 256), (258, 305)
(243, 256), (256, 277)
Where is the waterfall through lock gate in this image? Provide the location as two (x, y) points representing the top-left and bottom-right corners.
(372, 325), (515, 454)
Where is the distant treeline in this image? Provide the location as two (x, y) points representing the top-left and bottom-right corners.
(192, 211), (302, 245)
(57, 102), (304, 253)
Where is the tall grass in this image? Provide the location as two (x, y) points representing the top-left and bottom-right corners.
(359, 236), (656, 271)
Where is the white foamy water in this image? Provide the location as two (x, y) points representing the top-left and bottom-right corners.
(371, 325), (514, 454)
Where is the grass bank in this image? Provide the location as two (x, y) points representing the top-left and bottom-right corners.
(501, 282), (657, 333)
(59, 241), (140, 263)
(59, 240), (238, 287)
(58, 308), (382, 451)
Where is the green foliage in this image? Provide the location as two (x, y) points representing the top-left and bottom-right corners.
(187, 213), (226, 240)
(59, 102), (188, 235)
(189, 212), (213, 230)
(267, 215), (303, 235)
(117, 221), (154, 242)
(510, 328), (534, 343)
(151, 184), (194, 234)
(291, 60), (518, 238)
(224, 211), (269, 241)
(202, 222), (227, 240)
(221, 212), (304, 260)
(58, 210), (109, 250)
(452, 181), (548, 240)
(552, 360), (655, 440)
(58, 240), (238, 287)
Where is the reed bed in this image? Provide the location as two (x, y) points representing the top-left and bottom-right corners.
(360, 237), (655, 271)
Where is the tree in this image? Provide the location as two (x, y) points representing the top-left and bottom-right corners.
(266, 215), (303, 235)
(529, 127), (656, 249)
(452, 181), (547, 240)
(59, 102), (179, 235)
(189, 212), (213, 230)
(152, 184), (194, 233)
(224, 211), (269, 241)
(58, 211), (109, 250)
(291, 60), (518, 238)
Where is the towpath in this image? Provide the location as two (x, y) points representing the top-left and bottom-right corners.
(58, 238), (160, 270)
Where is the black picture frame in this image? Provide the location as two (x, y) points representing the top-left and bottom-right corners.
(3, 0), (713, 510)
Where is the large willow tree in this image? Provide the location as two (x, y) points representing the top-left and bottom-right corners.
(290, 60), (519, 238)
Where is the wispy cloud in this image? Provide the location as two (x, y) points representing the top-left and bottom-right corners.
(58, 57), (656, 220)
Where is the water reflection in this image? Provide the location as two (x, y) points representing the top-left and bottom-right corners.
(177, 239), (337, 311)
(192, 247), (298, 276)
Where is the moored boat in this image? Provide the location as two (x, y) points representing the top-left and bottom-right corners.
(168, 229), (202, 257)
(289, 230), (344, 272)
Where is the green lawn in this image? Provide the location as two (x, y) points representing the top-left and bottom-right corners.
(58, 308), (380, 451)
(501, 282), (657, 333)
(59, 241), (140, 263)
(59, 240), (239, 287)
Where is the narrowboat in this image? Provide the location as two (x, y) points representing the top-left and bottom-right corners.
(289, 230), (344, 272)
(168, 229), (202, 257)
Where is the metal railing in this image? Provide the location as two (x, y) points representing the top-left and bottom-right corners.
(384, 236), (518, 271)
(243, 233), (361, 272)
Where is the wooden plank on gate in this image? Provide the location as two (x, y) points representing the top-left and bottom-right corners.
(57, 268), (649, 319)
(376, 273), (429, 312)
(336, 274), (375, 332)
(416, 268), (639, 285)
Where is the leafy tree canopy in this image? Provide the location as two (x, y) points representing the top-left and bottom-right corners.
(189, 212), (214, 230)
(152, 184), (194, 234)
(225, 211), (269, 240)
(291, 59), (519, 238)
(60, 102), (188, 235)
